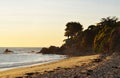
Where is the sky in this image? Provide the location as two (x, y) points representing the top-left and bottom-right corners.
(0, 0), (120, 47)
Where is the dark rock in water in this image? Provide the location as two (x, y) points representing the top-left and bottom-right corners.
(28, 51), (36, 53)
(4, 49), (13, 54)
(38, 47), (48, 54)
(37, 46), (64, 54)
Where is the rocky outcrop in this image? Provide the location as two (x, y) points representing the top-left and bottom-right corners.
(4, 49), (13, 54)
(38, 46), (64, 54)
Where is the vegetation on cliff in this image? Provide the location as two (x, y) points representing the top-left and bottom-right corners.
(40, 17), (120, 55)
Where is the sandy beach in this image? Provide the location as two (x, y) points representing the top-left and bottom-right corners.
(0, 54), (99, 78)
(0, 53), (120, 78)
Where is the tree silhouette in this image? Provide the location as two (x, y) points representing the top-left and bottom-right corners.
(62, 16), (120, 55)
(98, 16), (118, 28)
(64, 22), (83, 39)
(88, 25), (96, 30)
(94, 17), (120, 53)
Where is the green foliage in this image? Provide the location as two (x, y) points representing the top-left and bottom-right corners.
(94, 17), (120, 53)
(40, 16), (120, 55)
(94, 27), (113, 53)
(63, 16), (120, 54)
(64, 22), (83, 39)
(98, 16), (118, 28)
(109, 27), (120, 52)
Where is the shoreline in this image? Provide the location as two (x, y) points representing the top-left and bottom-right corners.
(0, 53), (66, 72)
(0, 58), (65, 72)
(0, 54), (99, 78)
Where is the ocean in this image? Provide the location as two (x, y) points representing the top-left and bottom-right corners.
(0, 47), (66, 71)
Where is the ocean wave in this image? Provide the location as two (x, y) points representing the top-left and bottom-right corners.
(0, 53), (66, 71)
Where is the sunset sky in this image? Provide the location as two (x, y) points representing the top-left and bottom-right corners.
(0, 0), (120, 47)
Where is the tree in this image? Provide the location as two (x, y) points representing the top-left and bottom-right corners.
(88, 25), (96, 30)
(62, 16), (120, 55)
(94, 17), (120, 53)
(78, 25), (98, 51)
(64, 22), (83, 39)
(98, 16), (118, 28)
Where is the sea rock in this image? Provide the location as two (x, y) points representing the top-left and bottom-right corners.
(4, 49), (13, 54)
(38, 47), (48, 54)
(28, 51), (36, 53)
(38, 46), (63, 54)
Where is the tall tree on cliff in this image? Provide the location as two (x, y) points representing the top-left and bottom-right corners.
(64, 22), (83, 39)
(94, 17), (120, 53)
(63, 22), (83, 48)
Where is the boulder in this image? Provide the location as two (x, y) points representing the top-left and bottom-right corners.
(4, 49), (13, 54)
(38, 46), (63, 54)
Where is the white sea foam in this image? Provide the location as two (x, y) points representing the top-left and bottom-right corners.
(0, 48), (66, 71)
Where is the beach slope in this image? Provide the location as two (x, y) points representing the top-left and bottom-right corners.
(0, 54), (99, 78)
(0, 53), (119, 78)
